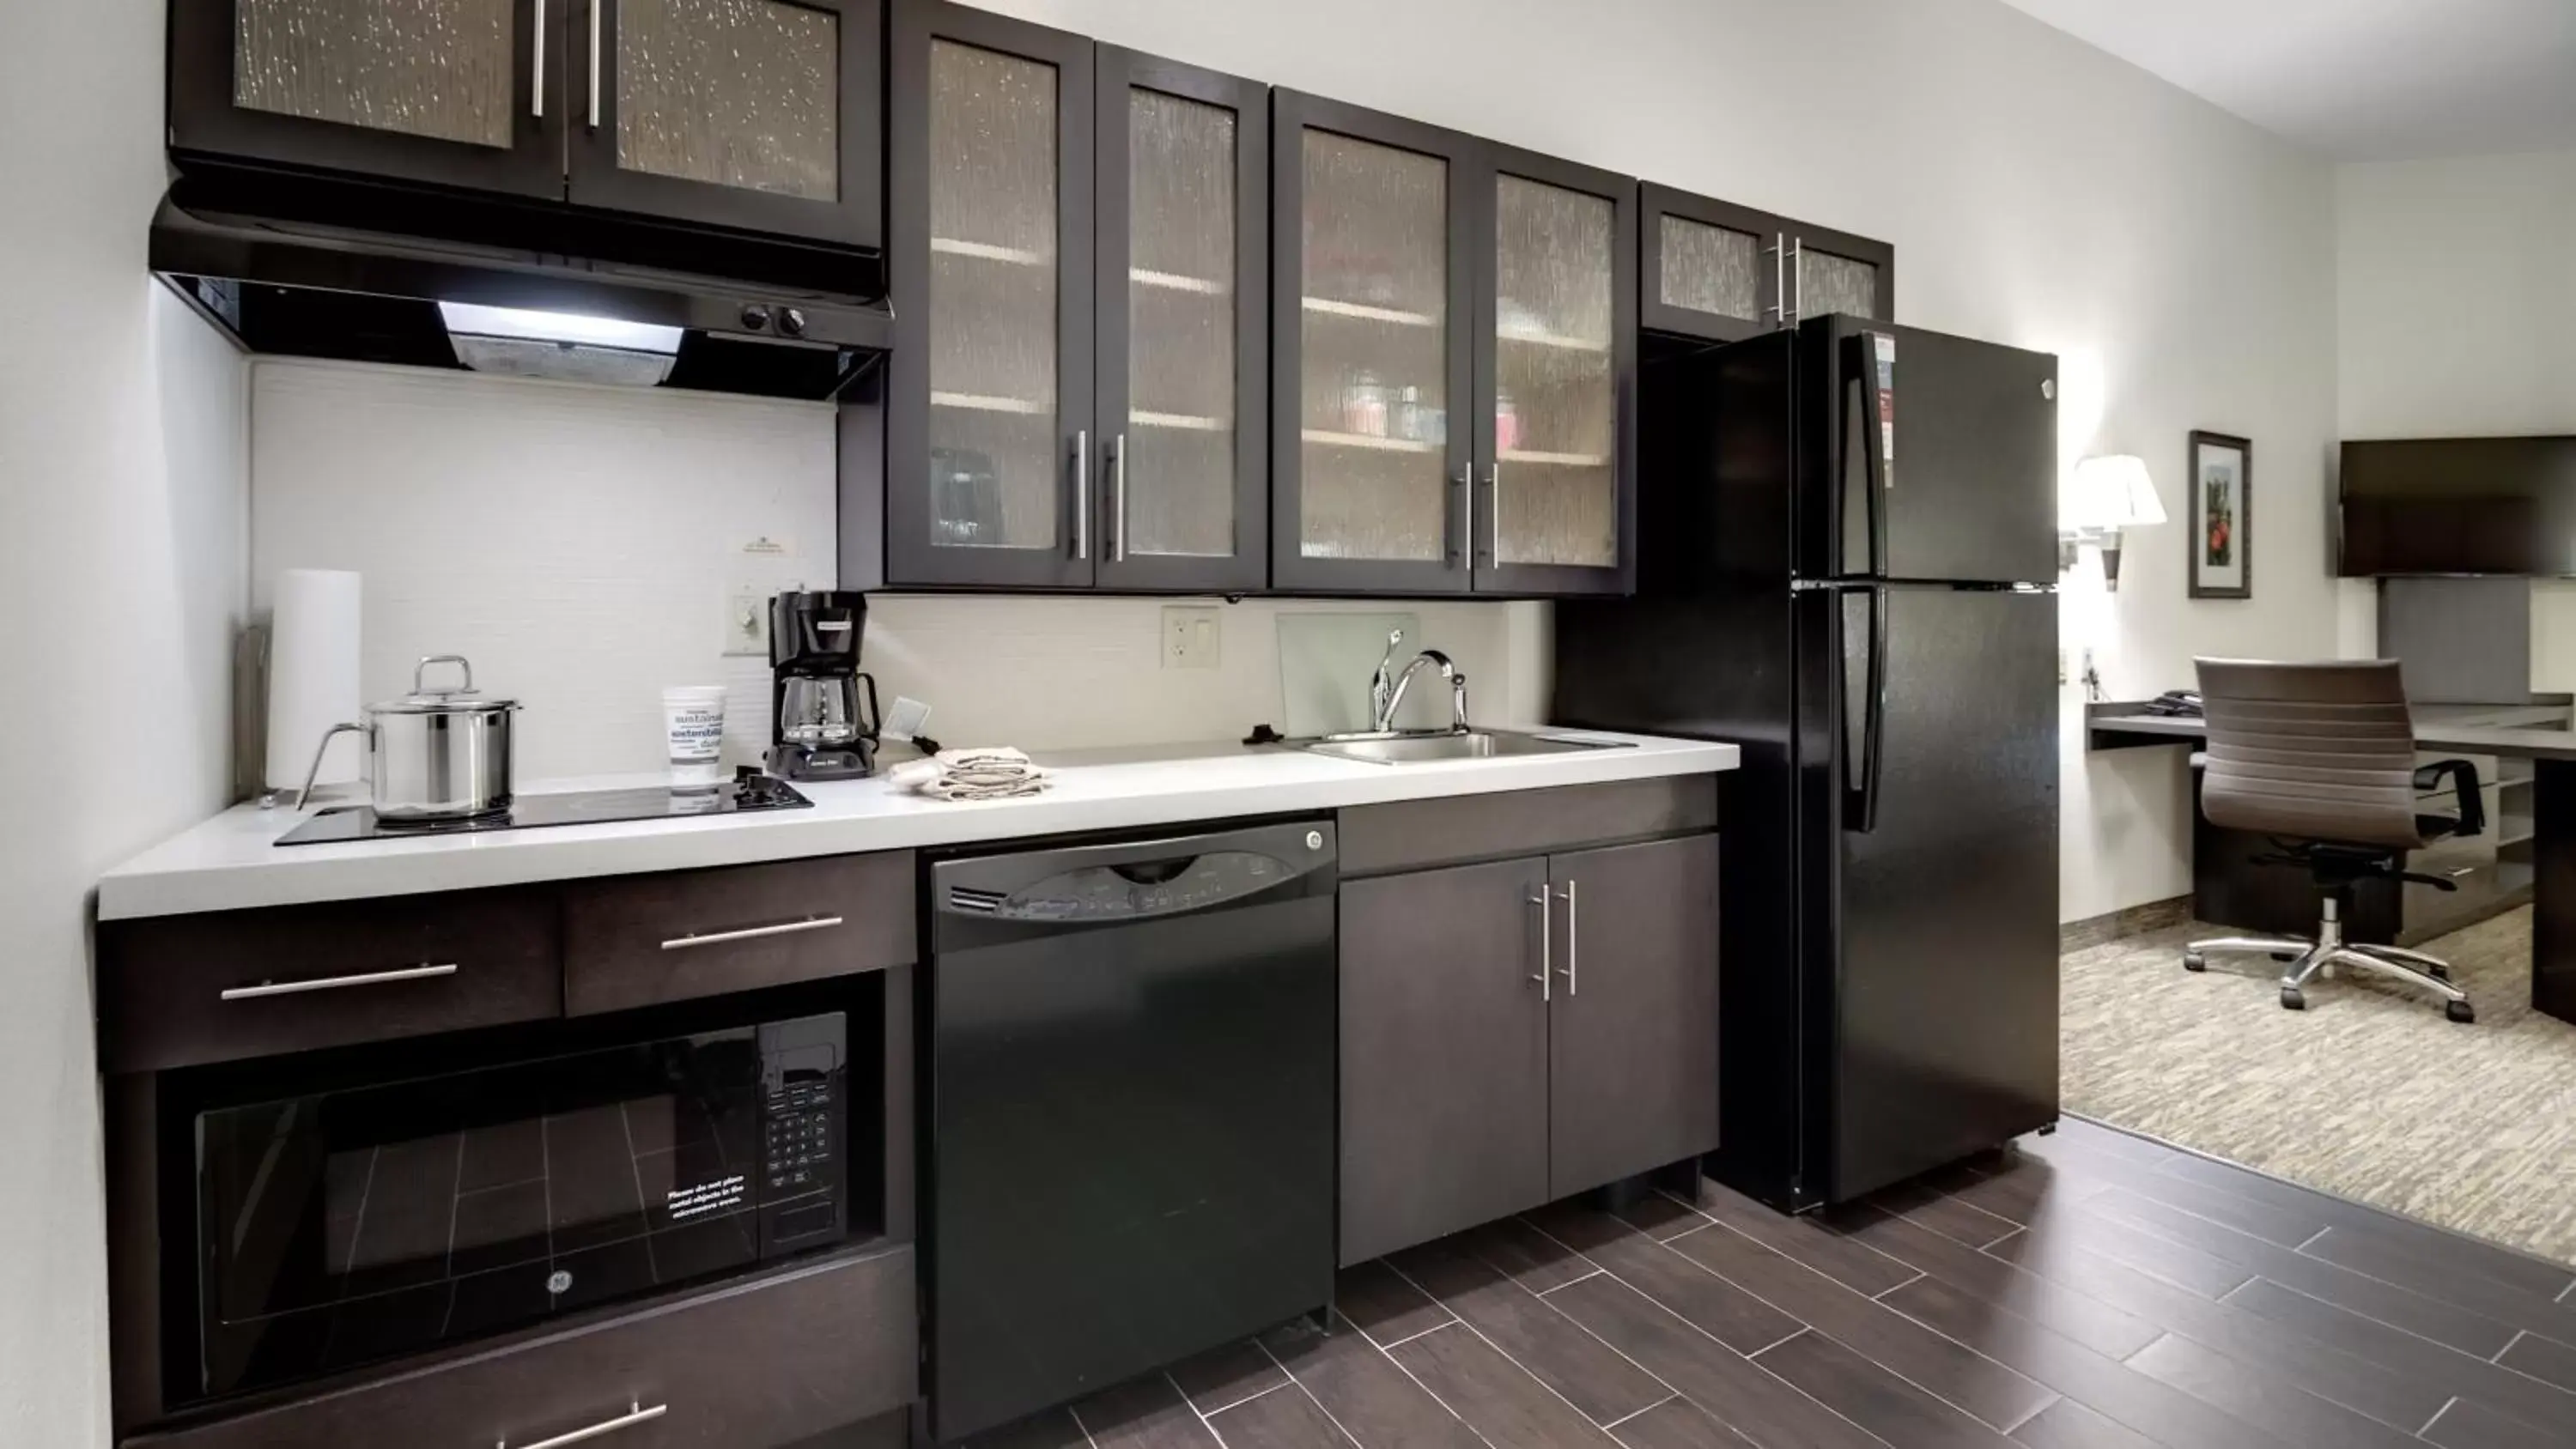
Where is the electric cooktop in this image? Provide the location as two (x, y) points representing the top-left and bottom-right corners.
(276, 769), (811, 846)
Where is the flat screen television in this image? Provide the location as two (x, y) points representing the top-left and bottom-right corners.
(2339, 435), (2576, 576)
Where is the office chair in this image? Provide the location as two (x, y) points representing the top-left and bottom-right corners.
(2183, 658), (2479, 1022)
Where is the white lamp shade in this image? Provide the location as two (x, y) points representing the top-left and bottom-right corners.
(2061, 454), (2166, 530)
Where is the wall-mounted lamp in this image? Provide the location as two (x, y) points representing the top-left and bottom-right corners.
(2058, 454), (2166, 591)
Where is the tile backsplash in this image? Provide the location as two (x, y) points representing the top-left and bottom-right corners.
(251, 361), (1544, 779)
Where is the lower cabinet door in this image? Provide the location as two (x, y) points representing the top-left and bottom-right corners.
(128, 1246), (914, 1449)
(1546, 834), (1721, 1198)
(1339, 857), (1551, 1264)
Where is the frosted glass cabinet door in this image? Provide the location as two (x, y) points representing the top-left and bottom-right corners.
(169, 0), (564, 197)
(887, 1), (1095, 588)
(1092, 49), (1268, 593)
(1639, 183), (1782, 343)
(1478, 149), (1635, 595)
(571, 0), (882, 246)
(1271, 91), (1476, 595)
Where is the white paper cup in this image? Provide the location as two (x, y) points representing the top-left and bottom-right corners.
(663, 686), (728, 789)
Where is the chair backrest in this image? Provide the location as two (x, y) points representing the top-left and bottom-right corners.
(2193, 658), (2424, 850)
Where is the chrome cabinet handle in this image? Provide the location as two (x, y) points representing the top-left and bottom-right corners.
(661, 915), (843, 950)
(1455, 462), (1473, 569)
(1072, 429), (1091, 561)
(1558, 880), (1578, 994)
(1788, 236), (1803, 322)
(1530, 887), (1551, 1002)
(532, 0), (545, 119)
(222, 962), (457, 1001)
(1110, 433), (1127, 562)
(501, 1401), (668, 1449)
(587, 0), (603, 130)
(1485, 462), (1501, 566)
(1764, 233), (1783, 320)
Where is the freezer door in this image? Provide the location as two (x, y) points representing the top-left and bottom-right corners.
(1813, 318), (2059, 585)
(1821, 585), (2057, 1202)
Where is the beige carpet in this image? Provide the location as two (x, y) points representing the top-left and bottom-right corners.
(2063, 905), (2576, 1267)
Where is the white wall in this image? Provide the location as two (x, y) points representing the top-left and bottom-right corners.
(0, 1), (250, 1440)
(252, 362), (1533, 773)
(2336, 149), (2576, 687)
(962, 0), (2340, 919)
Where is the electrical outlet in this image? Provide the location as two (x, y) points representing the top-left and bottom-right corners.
(722, 586), (769, 657)
(1163, 605), (1221, 670)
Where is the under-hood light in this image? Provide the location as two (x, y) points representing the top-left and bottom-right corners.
(436, 300), (683, 354)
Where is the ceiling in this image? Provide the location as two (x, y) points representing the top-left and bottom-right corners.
(1999, 0), (2576, 161)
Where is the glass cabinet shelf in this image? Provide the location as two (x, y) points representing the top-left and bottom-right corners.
(931, 391), (1053, 415)
(1498, 326), (1610, 355)
(930, 235), (1048, 265)
(1302, 296), (1439, 328)
(1132, 268), (1228, 295)
(1133, 410), (1227, 431)
(1499, 448), (1611, 468)
(1302, 428), (1440, 453)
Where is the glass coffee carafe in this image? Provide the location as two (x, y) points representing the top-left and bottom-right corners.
(779, 675), (874, 748)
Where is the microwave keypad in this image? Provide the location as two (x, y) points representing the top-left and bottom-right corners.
(764, 1078), (833, 1191)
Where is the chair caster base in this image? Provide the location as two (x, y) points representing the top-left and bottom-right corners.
(2447, 999), (2476, 1024)
(2183, 952), (2207, 973)
(2281, 985), (2306, 1011)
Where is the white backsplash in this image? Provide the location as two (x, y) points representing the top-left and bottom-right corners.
(250, 359), (1539, 778)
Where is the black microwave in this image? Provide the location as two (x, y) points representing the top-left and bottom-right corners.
(158, 990), (854, 1409)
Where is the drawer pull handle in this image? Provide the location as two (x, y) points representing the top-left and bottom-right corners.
(501, 1401), (668, 1449)
(221, 962), (457, 1001)
(661, 915), (843, 950)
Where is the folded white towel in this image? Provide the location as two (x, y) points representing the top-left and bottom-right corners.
(890, 746), (1053, 801)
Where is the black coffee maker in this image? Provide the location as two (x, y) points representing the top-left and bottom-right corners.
(766, 591), (880, 780)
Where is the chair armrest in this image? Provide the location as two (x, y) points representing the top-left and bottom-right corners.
(2413, 758), (2486, 838)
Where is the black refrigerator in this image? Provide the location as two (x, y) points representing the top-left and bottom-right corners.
(1555, 315), (2060, 1211)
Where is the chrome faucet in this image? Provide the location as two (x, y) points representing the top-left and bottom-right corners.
(1367, 629), (1406, 731)
(1372, 647), (1469, 734)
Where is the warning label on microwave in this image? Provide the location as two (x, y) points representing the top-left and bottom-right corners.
(669, 1174), (749, 1220)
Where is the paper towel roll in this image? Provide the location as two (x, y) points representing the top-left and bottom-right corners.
(265, 569), (363, 791)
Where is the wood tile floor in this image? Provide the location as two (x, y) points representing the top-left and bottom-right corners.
(963, 1118), (2576, 1449)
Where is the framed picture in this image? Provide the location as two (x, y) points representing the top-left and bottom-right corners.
(2188, 430), (2251, 599)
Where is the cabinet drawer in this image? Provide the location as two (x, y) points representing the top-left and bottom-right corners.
(564, 854), (916, 1016)
(99, 890), (558, 1073)
(128, 1245), (916, 1449)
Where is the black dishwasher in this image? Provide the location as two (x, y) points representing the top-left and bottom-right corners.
(928, 821), (1338, 1441)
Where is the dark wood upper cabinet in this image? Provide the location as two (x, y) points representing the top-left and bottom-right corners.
(170, 0), (568, 198)
(1474, 143), (1637, 597)
(567, 0), (883, 246)
(1640, 182), (1893, 341)
(1269, 89), (1480, 596)
(170, 0), (883, 246)
(1270, 92), (1637, 598)
(1090, 46), (1270, 593)
(885, 0), (1095, 588)
(884, 7), (1268, 592)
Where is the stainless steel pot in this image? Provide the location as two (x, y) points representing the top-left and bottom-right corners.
(295, 655), (520, 818)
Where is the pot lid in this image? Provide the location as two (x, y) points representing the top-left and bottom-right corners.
(371, 654), (519, 715)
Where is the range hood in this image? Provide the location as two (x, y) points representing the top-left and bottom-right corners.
(153, 162), (892, 402)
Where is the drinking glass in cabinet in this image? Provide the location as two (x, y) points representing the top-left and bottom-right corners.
(926, 38), (1059, 551)
(1124, 87), (1237, 559)
(1492, 175), (1616, 569)
(1298, 130), (1449, 563)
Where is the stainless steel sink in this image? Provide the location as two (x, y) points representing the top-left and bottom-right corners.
(1297, 729), (1627, 765)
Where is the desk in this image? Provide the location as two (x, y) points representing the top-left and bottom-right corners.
(2088, 701), (2576, 1023)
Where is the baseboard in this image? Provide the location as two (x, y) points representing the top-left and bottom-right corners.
(2060, 895), (2192, 953)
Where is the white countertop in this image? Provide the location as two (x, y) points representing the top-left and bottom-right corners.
(98, 731), (1737, 919)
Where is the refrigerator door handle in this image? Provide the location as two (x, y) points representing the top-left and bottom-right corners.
(1843, 332), (1890, 579)
(1845, 588), (1889, 834)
